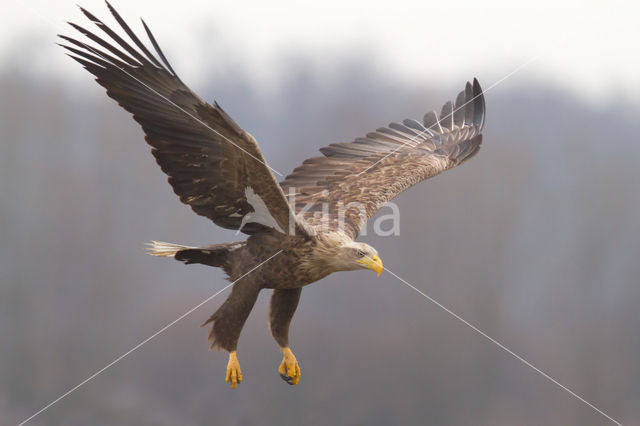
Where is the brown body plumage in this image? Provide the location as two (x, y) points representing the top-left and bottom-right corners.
(198, 231), (349, 352)
(61, 3), (486, 388)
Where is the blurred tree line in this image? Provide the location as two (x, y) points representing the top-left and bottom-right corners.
(1, 46), (639, 425)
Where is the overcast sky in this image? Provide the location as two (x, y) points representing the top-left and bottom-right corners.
(3, 0), (639, 107)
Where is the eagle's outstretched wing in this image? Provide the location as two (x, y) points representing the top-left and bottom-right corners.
(59, 3), (302, 235)
(280, 80), (485, 239)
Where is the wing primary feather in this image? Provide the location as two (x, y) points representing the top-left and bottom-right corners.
(78, 5), (151, 67)
(140, 18), (180, 79)
(453, 90), (466, 126)
(403, 118), (426, 132)
(67, 21), (140, 66)
(423, 110), (443, 133)
(104, 1), (164, 68)
(65, 53), (102, 70)
(58, 34), (131, 70)
(472, 78), (486, 129)
(58, 42), (110, 68)
(464, 82), (474, 126)
(439, 101), (453, 131)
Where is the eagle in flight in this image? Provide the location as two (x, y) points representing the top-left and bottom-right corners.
(60, 2), (486, 388)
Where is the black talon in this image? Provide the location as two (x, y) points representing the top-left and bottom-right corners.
(280, 373), (295, 385)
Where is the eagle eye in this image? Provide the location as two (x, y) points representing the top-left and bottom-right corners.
(357, 250), (365, 257)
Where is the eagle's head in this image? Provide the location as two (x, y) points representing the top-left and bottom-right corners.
(310, 232), (383, 277)
(337, 241), (383, 276)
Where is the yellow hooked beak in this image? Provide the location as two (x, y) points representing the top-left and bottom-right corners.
(358, 255), (383, 277)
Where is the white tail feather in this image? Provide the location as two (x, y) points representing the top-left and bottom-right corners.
(146, 240), (194, 257)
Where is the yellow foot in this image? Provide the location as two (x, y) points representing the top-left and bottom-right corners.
(278, 347), (301, 385)
(225, 351), (242, 389)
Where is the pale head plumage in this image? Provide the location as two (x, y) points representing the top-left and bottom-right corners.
(301, 232), (382, 277)
(334, 241), (379, 272)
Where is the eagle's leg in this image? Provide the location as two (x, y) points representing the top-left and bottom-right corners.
(202, 278), (262, 389)
(269, 288), (302, 385)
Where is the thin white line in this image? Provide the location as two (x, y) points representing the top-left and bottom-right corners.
(382, 265), (623, 426)
(357, 51), (546, 176)
(22, 3), (609, 424)
(17, 250), (283, 426)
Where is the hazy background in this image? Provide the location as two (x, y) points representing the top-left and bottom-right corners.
(1, 1), (639, 425)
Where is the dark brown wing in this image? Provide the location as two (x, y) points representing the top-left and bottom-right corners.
(280, 80), (485, 238)
(59, 3), (301, 235)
